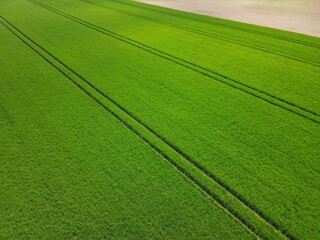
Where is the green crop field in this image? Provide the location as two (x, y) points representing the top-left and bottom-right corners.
(0, 0), (319, 239)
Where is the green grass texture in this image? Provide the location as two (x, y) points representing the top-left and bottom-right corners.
(1, 0), (319, 239)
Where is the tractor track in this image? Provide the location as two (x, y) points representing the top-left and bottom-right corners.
(28, 0), (320, 124)
(115, 0), (320, 49)
(80, 0), (320, 67)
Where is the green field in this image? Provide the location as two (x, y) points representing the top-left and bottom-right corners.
(0, 0), (319, 239)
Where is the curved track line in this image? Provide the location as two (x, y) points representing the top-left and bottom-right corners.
(0, 17), (264, 240)
(28, 0), (320, 124)
(80, 0), (320, 67)
(0, 15), (295, 240)
(115, 0), (320, 49)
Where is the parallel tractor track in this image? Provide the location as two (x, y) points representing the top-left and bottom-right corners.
(114, 0), (320, 49)
(28, 0), (320, 124)
(80, 0), (320, 67)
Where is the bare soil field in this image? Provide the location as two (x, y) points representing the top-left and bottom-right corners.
(136, 0), (320, 37)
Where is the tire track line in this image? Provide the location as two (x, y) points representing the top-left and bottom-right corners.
(28, 0), (320, 124)
(115, 0), (320, 49)
(0, 16), (264, 240)
(0, 15), (295, 240)
(80, 0), (320, 67)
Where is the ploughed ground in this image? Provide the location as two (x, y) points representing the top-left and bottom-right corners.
(136, 0), (320, 37)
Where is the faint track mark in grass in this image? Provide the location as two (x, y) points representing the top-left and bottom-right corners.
(80, 0), (320, 67)
(0, 16), (295, 240)
(114, 0), (320, 49)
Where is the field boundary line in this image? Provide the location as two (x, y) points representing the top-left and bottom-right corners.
(0, 16), (268, 240)
(80, 0), (320, 67)
(0, 15), (294, 240)
(28, 1), (320, 124)
(115, 0), (320, 49)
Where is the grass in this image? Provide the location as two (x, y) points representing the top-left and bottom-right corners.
(0, 21), (255, 239)
(0, 0), (319, 239)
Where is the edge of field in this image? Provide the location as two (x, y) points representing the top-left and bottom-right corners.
(129, 0), (320, 46)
